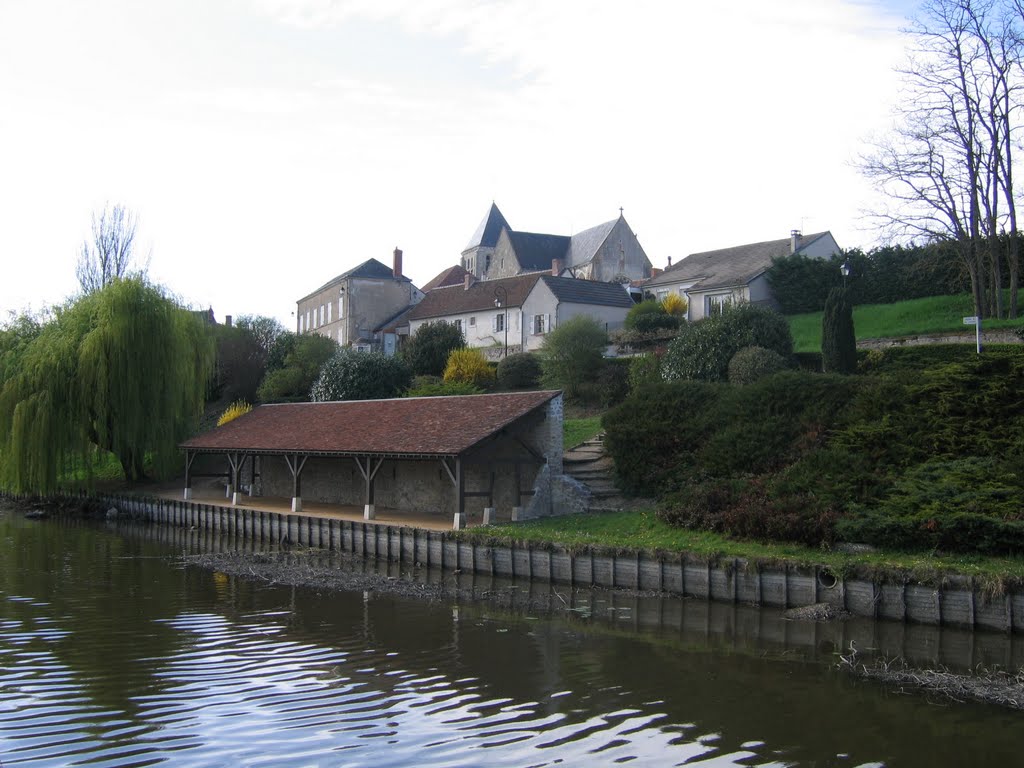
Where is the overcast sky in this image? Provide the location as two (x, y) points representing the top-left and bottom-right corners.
(1, 0), (915, 329)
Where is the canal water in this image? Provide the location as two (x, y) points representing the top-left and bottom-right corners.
(0, 507), (1021, 767)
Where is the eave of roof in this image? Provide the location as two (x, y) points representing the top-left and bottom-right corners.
(180, 391), (560, 458)
(298, 258), (412, 303)
(406, 273), (543, 321)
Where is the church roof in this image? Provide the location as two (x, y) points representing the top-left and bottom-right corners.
(646, 232), (833, 291)
(508, 231), (571, 271)
(566, 218), (618, 267)
(464, 203), (510, 251)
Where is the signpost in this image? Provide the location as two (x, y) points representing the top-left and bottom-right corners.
(963, 316), (982, 354)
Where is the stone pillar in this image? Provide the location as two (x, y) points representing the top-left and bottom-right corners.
(364, 504), (376, 520)
(482, 507), (496, 525)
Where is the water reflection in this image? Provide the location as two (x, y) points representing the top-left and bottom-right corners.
(0, 508), (1020, 767)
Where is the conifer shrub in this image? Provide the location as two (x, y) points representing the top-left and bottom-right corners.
(727, 345), (789, 385)
(625, 299), (667, 330)
(406, 376), (481, 397)
(402, 321), (465, 377)
(628, 353), (662, 390)
(822, 286), (857, 374)
(443, 348), (495, 388)
(496, 352), (542, 389)
(217, 400), (252, 426)
(661, 303), (792, 382)
(597, 359), (630, 407)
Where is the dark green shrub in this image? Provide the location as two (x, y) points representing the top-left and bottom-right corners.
(628, 353), (662, 390)
(727, 346), (788, 385)
(401, 321), (465, 376)
(625, 299), (667, 330)
(310, 349), (412, 401)
(822, 287), (856, 374)
(632, 312), (680, 333)
(539, 315), (608, 402)
(406, 379), (482, 397)
(496, 352), (542, 389)
(662, 303), (792, 382)
(258, 332), (339, 403)
(857, 344), (1024, 377)
(597, 360), (630, 407)
(793, 351), (823, 372)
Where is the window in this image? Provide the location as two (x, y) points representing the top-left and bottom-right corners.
(485, 254), (492, 272)
(305, 310), (311, 331)
(533, 314), (547, 335)
(706, 294), (732, 316)
(339, 293), (344, 319)
(493, 313), (505, 332)
(469, 316), (476, 327)
(319, 305), (325, 326)
(327, 302), (332, 323)
(453, 319), (463, 333)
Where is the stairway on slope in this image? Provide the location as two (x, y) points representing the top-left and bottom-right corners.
(562, 433), (651, 513)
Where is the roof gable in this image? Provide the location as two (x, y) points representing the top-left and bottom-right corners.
(647, 231), (834, 291)
(300, 258), (407, 301)
(464, 203), (510, 251)
(181, 391), (559, 457)
(407, 273), (543, 321)
(538, 276), (634, 308)
(508, 231), (571, 271)
(421, 264), (469, 292)
(566, 218), (618, 266)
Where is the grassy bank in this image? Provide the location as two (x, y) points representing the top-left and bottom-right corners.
(460, 509), (1024, 586)
(789, 293), (1024, 352)
(563, 414), (603, 448)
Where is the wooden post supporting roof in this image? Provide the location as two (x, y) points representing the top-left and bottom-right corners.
(183, 450), (196, 500)
(284, 454), (308, 512)
(353, 456), (384, 519)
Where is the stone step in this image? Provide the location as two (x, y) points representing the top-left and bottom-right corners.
(566, 467), (614, 478)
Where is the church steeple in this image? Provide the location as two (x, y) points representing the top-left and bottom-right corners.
(462, 202), (511, 278)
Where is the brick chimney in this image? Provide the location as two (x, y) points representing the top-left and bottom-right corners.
(667, 256), (672, 268)
(464, 273), (475, 290)
(551, 258), (563, 276)
(393, 247), (403, 278)
(790, 230), (802, 254)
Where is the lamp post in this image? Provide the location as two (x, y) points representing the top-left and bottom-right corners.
(493, 285), (509, 358)
(840, 258), (851, 289)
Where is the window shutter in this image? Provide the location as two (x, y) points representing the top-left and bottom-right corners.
(546, 313), (551, 333)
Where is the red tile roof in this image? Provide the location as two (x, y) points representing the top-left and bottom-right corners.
(182, 391), (560, 457)
(407, 273), (542, 321)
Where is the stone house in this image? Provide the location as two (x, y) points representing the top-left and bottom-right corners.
(296, 248), (423, 351)
(644, 230), (841, 322)
(461, 203), (652, 284)
(406, 267), (635, 356)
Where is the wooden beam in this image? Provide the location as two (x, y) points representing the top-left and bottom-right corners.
(440, 457), (457, 485)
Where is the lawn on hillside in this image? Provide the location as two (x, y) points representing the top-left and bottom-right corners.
(788, 293), (1024, 352)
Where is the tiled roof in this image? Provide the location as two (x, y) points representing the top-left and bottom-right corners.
(407, 274), (542, 321)
(566, 218), (617, 267)
(540, 276), (634, 308)
(421, 264), (469, 292)
(374, 305), (416, 333)
(181, 391), (560, 457)
(300, 258), (409, 302)
(464, 203), (510, 251)
(646, 232), (833, 291)
(508, 231), (571, 271)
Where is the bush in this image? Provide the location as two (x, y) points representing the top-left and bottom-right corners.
(443, 348), (495, 388)
(625, 299), (666, 330)
(662, 303), (793, 382)
(633, 312), (680, 333)
(257, 332), (339, 403)
(597, 360), (630, 407)
(628, 353), (662, 390)
(822, 286), (856, 374)
(539, 316), (608, 401)
(496, 352), (542, 389)
(727, 346), (788, 385)
(660, 293), (688, 317)
(310, 349), (412, 401)
(402, 322), (465, 376)
(406, 378), (482, 397)
(217, 400), (253, 426)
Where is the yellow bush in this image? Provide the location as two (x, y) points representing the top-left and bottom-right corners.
(443, 348), (495, 388)
(660, 293), (688, 317)
(217, 400), (253, 427)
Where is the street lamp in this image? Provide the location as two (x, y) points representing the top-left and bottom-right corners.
(493, 285), (509, 358)
(840, 258), (851, 288)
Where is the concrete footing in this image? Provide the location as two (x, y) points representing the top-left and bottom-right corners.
(511, 506), (523, 522)
(291, 497), (302, 513)
(482, 507), (495, 525)
(453, 513), (467, 530)
(183, 488), (192, 500)
(231, 491), (242, 506)
(364, 504), (376, 521)
(225, 485), (233, 499)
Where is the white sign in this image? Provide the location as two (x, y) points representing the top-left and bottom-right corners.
(963, 316), (979, 325)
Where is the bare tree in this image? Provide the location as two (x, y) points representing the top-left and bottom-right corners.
(76, 204), (148, 293)
(860, 0), (1021, 318)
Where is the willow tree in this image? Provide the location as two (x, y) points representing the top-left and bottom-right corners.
(0, 279), (215, 492)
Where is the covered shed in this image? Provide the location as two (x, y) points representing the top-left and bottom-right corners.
(180, 391), (565, 528)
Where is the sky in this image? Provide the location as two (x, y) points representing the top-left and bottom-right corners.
(0, 0), (916, 329)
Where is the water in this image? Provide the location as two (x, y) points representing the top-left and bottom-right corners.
(0, 508), (1021, 767)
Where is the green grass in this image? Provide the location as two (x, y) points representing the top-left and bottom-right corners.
(563, 415), (604, 449)
(789, 293), (1024, 353)
(459, 509), (1024, 586)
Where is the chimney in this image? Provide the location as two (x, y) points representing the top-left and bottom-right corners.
(551, 258), (563, 277)
(667, 256), (672, 268)
(225, 314), (233, 327)
(790, 229), (802, 254)
(393, 247), (403, 278)
(464, 273), (475, 290)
